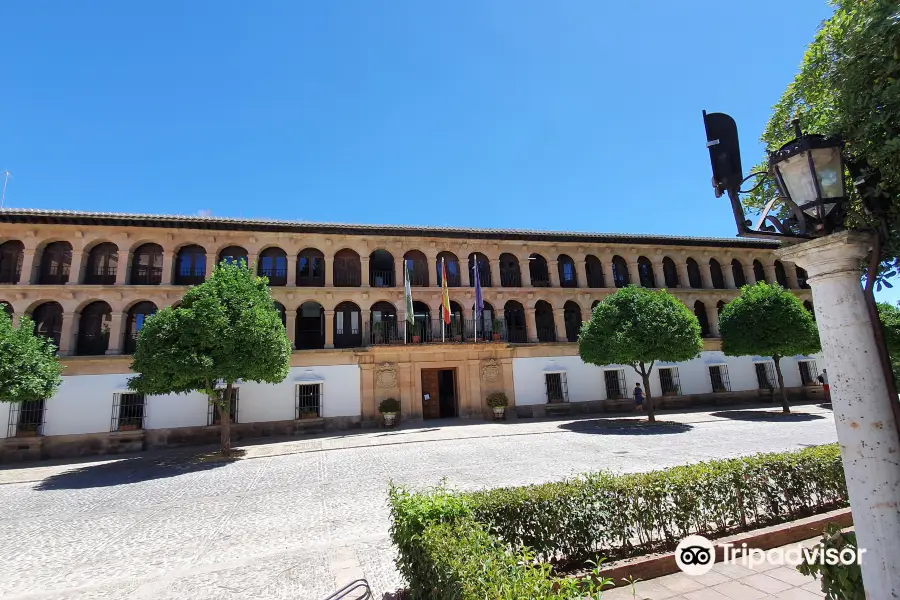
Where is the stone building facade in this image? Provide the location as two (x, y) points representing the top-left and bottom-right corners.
(0, 209), (820, 462)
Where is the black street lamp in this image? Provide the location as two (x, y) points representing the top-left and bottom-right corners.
(702, 111), (847, 240)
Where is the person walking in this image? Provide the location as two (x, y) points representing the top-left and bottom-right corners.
(633, 382), (644, 412)
(817, 369), (831, 402)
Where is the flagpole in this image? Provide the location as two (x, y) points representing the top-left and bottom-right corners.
(403, 262), (407, 345)
(473, 261), (478, 343)
(441, 258), (445, 344)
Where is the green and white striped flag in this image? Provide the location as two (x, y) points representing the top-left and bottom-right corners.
(404, 261), (415, 325)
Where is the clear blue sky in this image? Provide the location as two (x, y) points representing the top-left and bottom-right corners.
(3, 2), (894, 302)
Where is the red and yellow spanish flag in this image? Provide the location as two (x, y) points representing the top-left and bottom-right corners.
(441, 258), (452, 324)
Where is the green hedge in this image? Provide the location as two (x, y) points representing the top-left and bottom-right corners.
(389, 444), (846, 598)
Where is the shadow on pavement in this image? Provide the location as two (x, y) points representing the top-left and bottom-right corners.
(34, 451), (230, 490)
(709, 410), (827, 422)
(558, 419), (694, 435)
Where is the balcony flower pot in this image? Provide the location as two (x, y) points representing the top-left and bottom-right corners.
(486, 392), (509, 420)
(412, 335), (421, 344)
(453, 335), (463, 342)
(492, 333), (501, 341)
(379, 397), (400, 427)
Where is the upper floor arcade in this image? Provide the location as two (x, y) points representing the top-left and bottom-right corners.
(0, 209), (805, 294)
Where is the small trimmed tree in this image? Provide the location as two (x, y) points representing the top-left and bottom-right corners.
(0, 311), (64, 406)
(719, 283), (821, 414)
(128, 261), (291, 456)
(579, 286), (703, 422)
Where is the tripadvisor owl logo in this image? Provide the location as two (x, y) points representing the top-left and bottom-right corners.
(675, 535), (716, 576)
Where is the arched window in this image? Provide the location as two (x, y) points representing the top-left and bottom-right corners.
(637, 256), (655, 288)
(753, 260), (766, 283)
(370, 300), (398, 343)
(296, 301), (325, 350)
(732, 259), (746, 287)
(686, 258), (702, 288)
(273, 302), (286, 328)
(77, 301), (111, 355)
(558, 255), (577, 288)
(38, 242), (73, 285)
(498, 253), (521, 287)
(132, 243), (163, 285)
(334, 301), (362, 348)
(175, 245), (207, 285)
(504, 300), (526, 343)
(437, 252), (461, 287)
(529, 254), (550, 287)
(694, 300), (711, 337)
(585, 255), (605, 288)
(333, 249), (361, 287)
(804, 300), (814, 315)
(472, 301), (497, 341)
(31, 302), (64, 351)
(258, 247), (288, 286)
(0, 240), (24, 284)
(591, 299), (600, 310)
(534, 300), (556, 342)
(218, 246), (248, 267)
(662, 257), (679, 288)
(612, 255), (630, 287)
(297, 248), (325, 286)
(717, 300), (726, 314)
(709, 259), (725, 289)
(564, 301), (582, 342)
(370, 250), (395, 288)
(410, 301), (431, 343)
(796, 267), (810, 289)
(440, 300), (465, 339)
(124, 301), (158, 354)
(85, 243), (119, 285)
(468, 253), (491, 287)
(774, 261), (788, 287)
(405, 250), (429, 287)
(1, 301), (12, 317)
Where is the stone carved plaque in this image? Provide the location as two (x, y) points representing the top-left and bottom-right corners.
(481, 359), (502, 383)
(376, 363), (398, 388)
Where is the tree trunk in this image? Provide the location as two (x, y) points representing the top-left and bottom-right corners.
(772, 355), (789, 414)
(863, 238), (900, 437)
(220, 382), (232, 457)
(638, 362), (655, 423)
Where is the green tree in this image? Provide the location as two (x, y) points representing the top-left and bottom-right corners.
(578, 286), (703, 422)
(128, 261), (291, 456)
(719, 284), (821, 414)
(0, 311), (63, 405)
(877, 302), (900, 382)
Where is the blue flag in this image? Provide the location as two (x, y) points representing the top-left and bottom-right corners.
(474, 259), (484, 317)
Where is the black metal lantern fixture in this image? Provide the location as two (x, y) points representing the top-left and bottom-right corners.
(702, 111), (848, 240)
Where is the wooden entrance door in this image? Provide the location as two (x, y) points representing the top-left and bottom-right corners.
(421, 369), (441, 419)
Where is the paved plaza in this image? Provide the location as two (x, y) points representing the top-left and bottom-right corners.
(0, 405), (838, 600)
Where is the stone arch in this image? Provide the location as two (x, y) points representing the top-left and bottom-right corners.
(0, 239), (25, 284)
(637, 256), (655, 288)
(334, 301), (362, 348)
(731, 258), (747, 287)
(258, 246), (288, 286)
(686, 258), (702, 288)
(694, 300), (711, 337)
(468, 252), (491, 287)
(529, 253), (550, 287)
(499, 253), (521, 287)
(131, 243), (164, 285)
(37, 241), (73, 285)
(296, 301), (325, 350)
(77, 301), (112, 356)
(124, 301), (158, 354)
(404, 250), (429, 287)
(174, 244), (207, 285)
(369, 249), (395, 288)
(564, 300), (582, 342)
(333, 248), (360, 287)
(585, 254), (604, 288)
(774, 260), (788, 287)
(753, 259), (766, 283)
(612, 255), (630, 287)
(30, 301), (64, 350)
(437, 251), (461, 287)
(84, 242), (119, 285)
(662, 256), (679, 288)
(504, 300), (527, 343)
(218, 245), (248, 267)
(298, 247), (325, 286)
(558, 254), (577, 288)
(534, 299), (555, 342)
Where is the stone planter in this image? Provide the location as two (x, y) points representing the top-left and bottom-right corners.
(382, 412), (397, 427)
(492, 406), (506, 420)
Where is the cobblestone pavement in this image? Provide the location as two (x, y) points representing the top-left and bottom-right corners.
(0, 405), (837, 599)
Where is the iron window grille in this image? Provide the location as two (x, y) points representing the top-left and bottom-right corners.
(604, 369), (627, 399)
(755, 362), (777, 390)
(709, 365), (731, 393)
(208, 388), (240, 425)
(799, 360), (819, 386)
(295, 383), (322, 419)
(7, 399), (46, 437)
(659, 367), (681, 396)
(111, 392), (146, 431)
(544, 372), (568, 403)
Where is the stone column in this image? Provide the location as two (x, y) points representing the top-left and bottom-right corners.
(548, 259), (561, 288)
(778, 231), (900, 598)
(705, 305), (720, 337)
(393, 255), (405, 288)
(553, 308), (566, 342)
(525, 307), (538, 343)
(763, 262), (777, 285)
(677, 261), (690, 289)
(323, 253), (333, 287)
(115, 250), (130, 285)
(629, 259), (641, 287)
(18, 249), (36, 284)
(67, 247), (86, 285)
(11, 312), (20, 327)
(783, 261), (800, 289)
(723, 260), (736, 289)
(651, 258), (665, 288)
(247, 253), (258, 274)
(700, 259), (713, 289)
(360, 257), (370, 288)
(323, 310), (335, 349)
(575, 257), (588, 289)
(285, 311), (297, 349)
(286, 254), (298, 286)
(205, 252), (217, 278)
(490, 257), (503, 287)
(519, 256), (532, 287)
(161, 250), (175, 285)
(105, 312), (125, 355)
(463, 255), (473, 287)
(743, 263), (757, 285)
(58, 311), (78, 356)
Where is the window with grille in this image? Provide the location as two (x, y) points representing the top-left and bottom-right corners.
(604, 369), (627, 399)
(295, 383), (322, 419)
(7, 399), (46, 437)
(755, 362), (776, 389)
(111, 393), (146, 431)
(709, 365), (731, 392)
(659, 367), (681, 396)
(208, 388), (240, 425)
(799, 360), (819, 386)
(544, 372), (568, 403)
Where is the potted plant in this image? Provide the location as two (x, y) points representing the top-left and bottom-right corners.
(411, 325), (421, 344)
(373, 322), (386, 344)
(379, 397), (400, 426)
(491, 320), (501, 341)
(486, 392), (509, 419)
